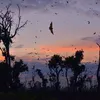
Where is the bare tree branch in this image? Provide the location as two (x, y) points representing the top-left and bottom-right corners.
(10, 5), (27, 38)
(0, 4), (27, 66)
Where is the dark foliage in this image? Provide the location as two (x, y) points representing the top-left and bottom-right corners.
(48, 55), (63, 90)
(36, 69), (48, 88)
(12, 59), (28, 90)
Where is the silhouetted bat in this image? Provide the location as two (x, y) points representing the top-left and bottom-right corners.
(49, 22), (54, 35)
(88, 21), (90, 24)
(93, 32), (96, 35)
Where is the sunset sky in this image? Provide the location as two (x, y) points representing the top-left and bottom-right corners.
(0, 0), (100, 65)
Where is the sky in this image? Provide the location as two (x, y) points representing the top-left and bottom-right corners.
(0, 0), (100, 66)
(0, 0), (100, 86)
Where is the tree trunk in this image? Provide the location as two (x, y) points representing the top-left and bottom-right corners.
(97, 47), (100, 92)
(65, 68), (69, 87)
(6, 44), (12, 90)
(56, 73), (60, 90)
(97, 65), (100, 91)
(6, 45), (11, 67)
(73, 74), (78, 92)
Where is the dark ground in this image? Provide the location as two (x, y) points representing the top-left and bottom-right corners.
(0, 90), (100, 100)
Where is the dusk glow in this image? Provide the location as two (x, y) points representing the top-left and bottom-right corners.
(0, 0), (100, 97)
(0, 0), (99, 63)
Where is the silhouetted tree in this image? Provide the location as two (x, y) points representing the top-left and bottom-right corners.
(30, 65), (36, 88)
(28, 65), (37, 89)
(96, 43), (100, 91)
(48, 55), (63, 90)
(76, 74), (87, 91)
(0, 4), (27, 67)
(48, 73), (56, 88)
(12, 59), (28, 90)
(64, 56), (73, 87)
(36, 69), (48, 88)
(0, 62), (12, 92)
(64, 50), (85, 91)
(0, 4), (27, 91)
(0, 47), (15, 63)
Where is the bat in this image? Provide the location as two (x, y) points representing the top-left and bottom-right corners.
(35, 36), (37, 38)
(66, 1), (69, 3)
(88, 21), (90, 24)
(55, 13), (58, 15)
(93, 32), (96, 35)
(49, 22), (54, 35)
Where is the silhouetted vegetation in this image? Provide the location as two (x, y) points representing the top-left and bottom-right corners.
(48, 55), (63, 90)
(0, 4), (100, 100)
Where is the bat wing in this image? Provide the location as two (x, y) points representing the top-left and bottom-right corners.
(49, 22), (54, 35)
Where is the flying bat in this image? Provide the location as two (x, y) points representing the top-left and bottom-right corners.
(35, 36), (37, 38)
(93, 32), (96, 35)
(55, 13), (58, 15)
(88, 21), (90, 24)
(66, 1), (69, 3)
(49, 22), (54, 35)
